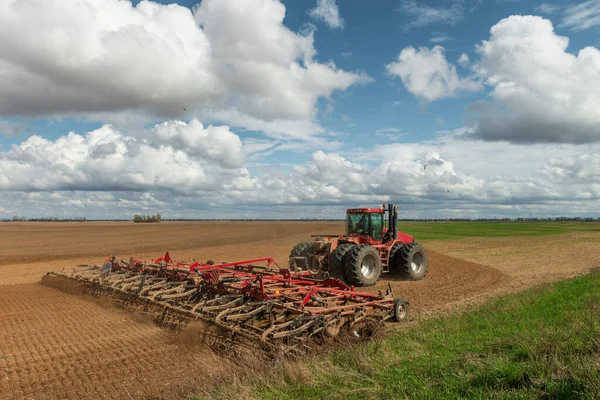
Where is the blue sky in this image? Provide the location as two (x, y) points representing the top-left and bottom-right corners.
(0, 0), (599, 219)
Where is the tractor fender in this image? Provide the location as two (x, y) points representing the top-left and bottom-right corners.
(395, 232), (414, 244)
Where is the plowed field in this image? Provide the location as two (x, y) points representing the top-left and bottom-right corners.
(1, 222), (598, 399)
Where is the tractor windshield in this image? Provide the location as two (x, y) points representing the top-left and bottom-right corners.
(346, 213), (368, 235)
(346, 213), (384, 241)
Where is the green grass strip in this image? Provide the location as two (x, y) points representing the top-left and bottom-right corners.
(397, 221), (600, 241)
(209, 270), (600, 399)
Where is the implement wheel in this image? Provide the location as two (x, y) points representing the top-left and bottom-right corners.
(395, 242), (428, 280)
(288, 242), (315, 272)
(344, 244), (381, 286)
(393, 298), (408, 322)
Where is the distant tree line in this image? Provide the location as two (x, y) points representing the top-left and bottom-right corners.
(5, 216), (87, 222)
(133, 213), (161, 223)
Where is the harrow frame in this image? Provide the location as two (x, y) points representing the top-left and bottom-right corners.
(43, 253), (408, 355)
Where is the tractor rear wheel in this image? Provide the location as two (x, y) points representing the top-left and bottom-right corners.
(395, 242), (428, 280)
(344, 244), (381, 286)
(388, 242), (405, 274)
(329, 243), (355, 279)
(288, 242), (315, 271)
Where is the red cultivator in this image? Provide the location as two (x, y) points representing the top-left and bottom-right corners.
(43, 253), (408, 356)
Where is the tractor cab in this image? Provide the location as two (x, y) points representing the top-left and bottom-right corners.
(345, 204), (398, 243)
(346, 208), (384, 241)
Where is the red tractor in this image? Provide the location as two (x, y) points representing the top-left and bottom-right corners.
(289, 204), (428, 286)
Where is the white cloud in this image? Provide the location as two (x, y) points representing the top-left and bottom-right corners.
(0, 0), (369, 140)
(387, 15), (600, 144)
(206, 109), (326, 141)
(430, 33), (452, 43)
(373, 136), (600, 210)
(309, 0), (344, 29)
(0, 119), (246, 192)
(540, 153), (600, 184)
(144, 119), (243, 169)
(535, 3), (559, 14)
(0, 0), (215, 117)
(458, 53), (471, 67)
(561, 0), (600, 31)
(468, 15), (600, 143)
(2, 123), (600, 218)
(386, 46), (482, 101)
(2, 8), (600, 219)
(398, 0), (464, 30)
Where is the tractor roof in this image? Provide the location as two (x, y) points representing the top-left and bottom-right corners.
(346, 208), (383, 214)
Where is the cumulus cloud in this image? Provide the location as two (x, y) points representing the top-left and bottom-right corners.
(238, 140), (600, 213)
(2, 122), (600, 218)
(468, 15), (600, 143)
(373, 138), (600, 211)
(398, 0), (464, 30)
(0, 0), (369, 139)
(540, 154), (600, 184)
(144, 119), (243, 169)
(0, 119), (246, 192)
(387, 15), (600, 144)
(561, 0), (600, 31)
(309, 0), (344, 29)
(0, 0), (215, 117)
(386, 46), (482, 101)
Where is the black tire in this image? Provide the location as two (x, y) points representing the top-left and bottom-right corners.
(388, 242), (405, 273)
(393, 298), (409, 322)
(396, 242), (428, 280)
(344, 244), (382, 286)
(329, 243), (355, 279)
(288, 242), (315, 271)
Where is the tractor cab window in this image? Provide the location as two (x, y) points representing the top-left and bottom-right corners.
(346, 213), (368, 235)
(346, 213), (384, 241)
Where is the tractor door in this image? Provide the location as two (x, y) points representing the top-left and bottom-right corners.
(369, 213), (383, 241)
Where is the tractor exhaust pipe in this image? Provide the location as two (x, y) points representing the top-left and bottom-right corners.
(387, 203), (397, 240)
(392, 204), (398, 239)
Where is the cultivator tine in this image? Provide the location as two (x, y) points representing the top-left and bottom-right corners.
(43, 253), (407, 357)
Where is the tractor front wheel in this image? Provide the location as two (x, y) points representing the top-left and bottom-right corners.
(344, 244), (381, 286)
(288, 242), (315, 272)
(329, 243), (355, 279)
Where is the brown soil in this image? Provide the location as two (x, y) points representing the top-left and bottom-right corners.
(0, 222), (599, 399)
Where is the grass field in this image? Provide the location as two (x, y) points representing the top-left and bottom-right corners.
(398, 221), (600, 241)
(210, 269), (600, 399)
